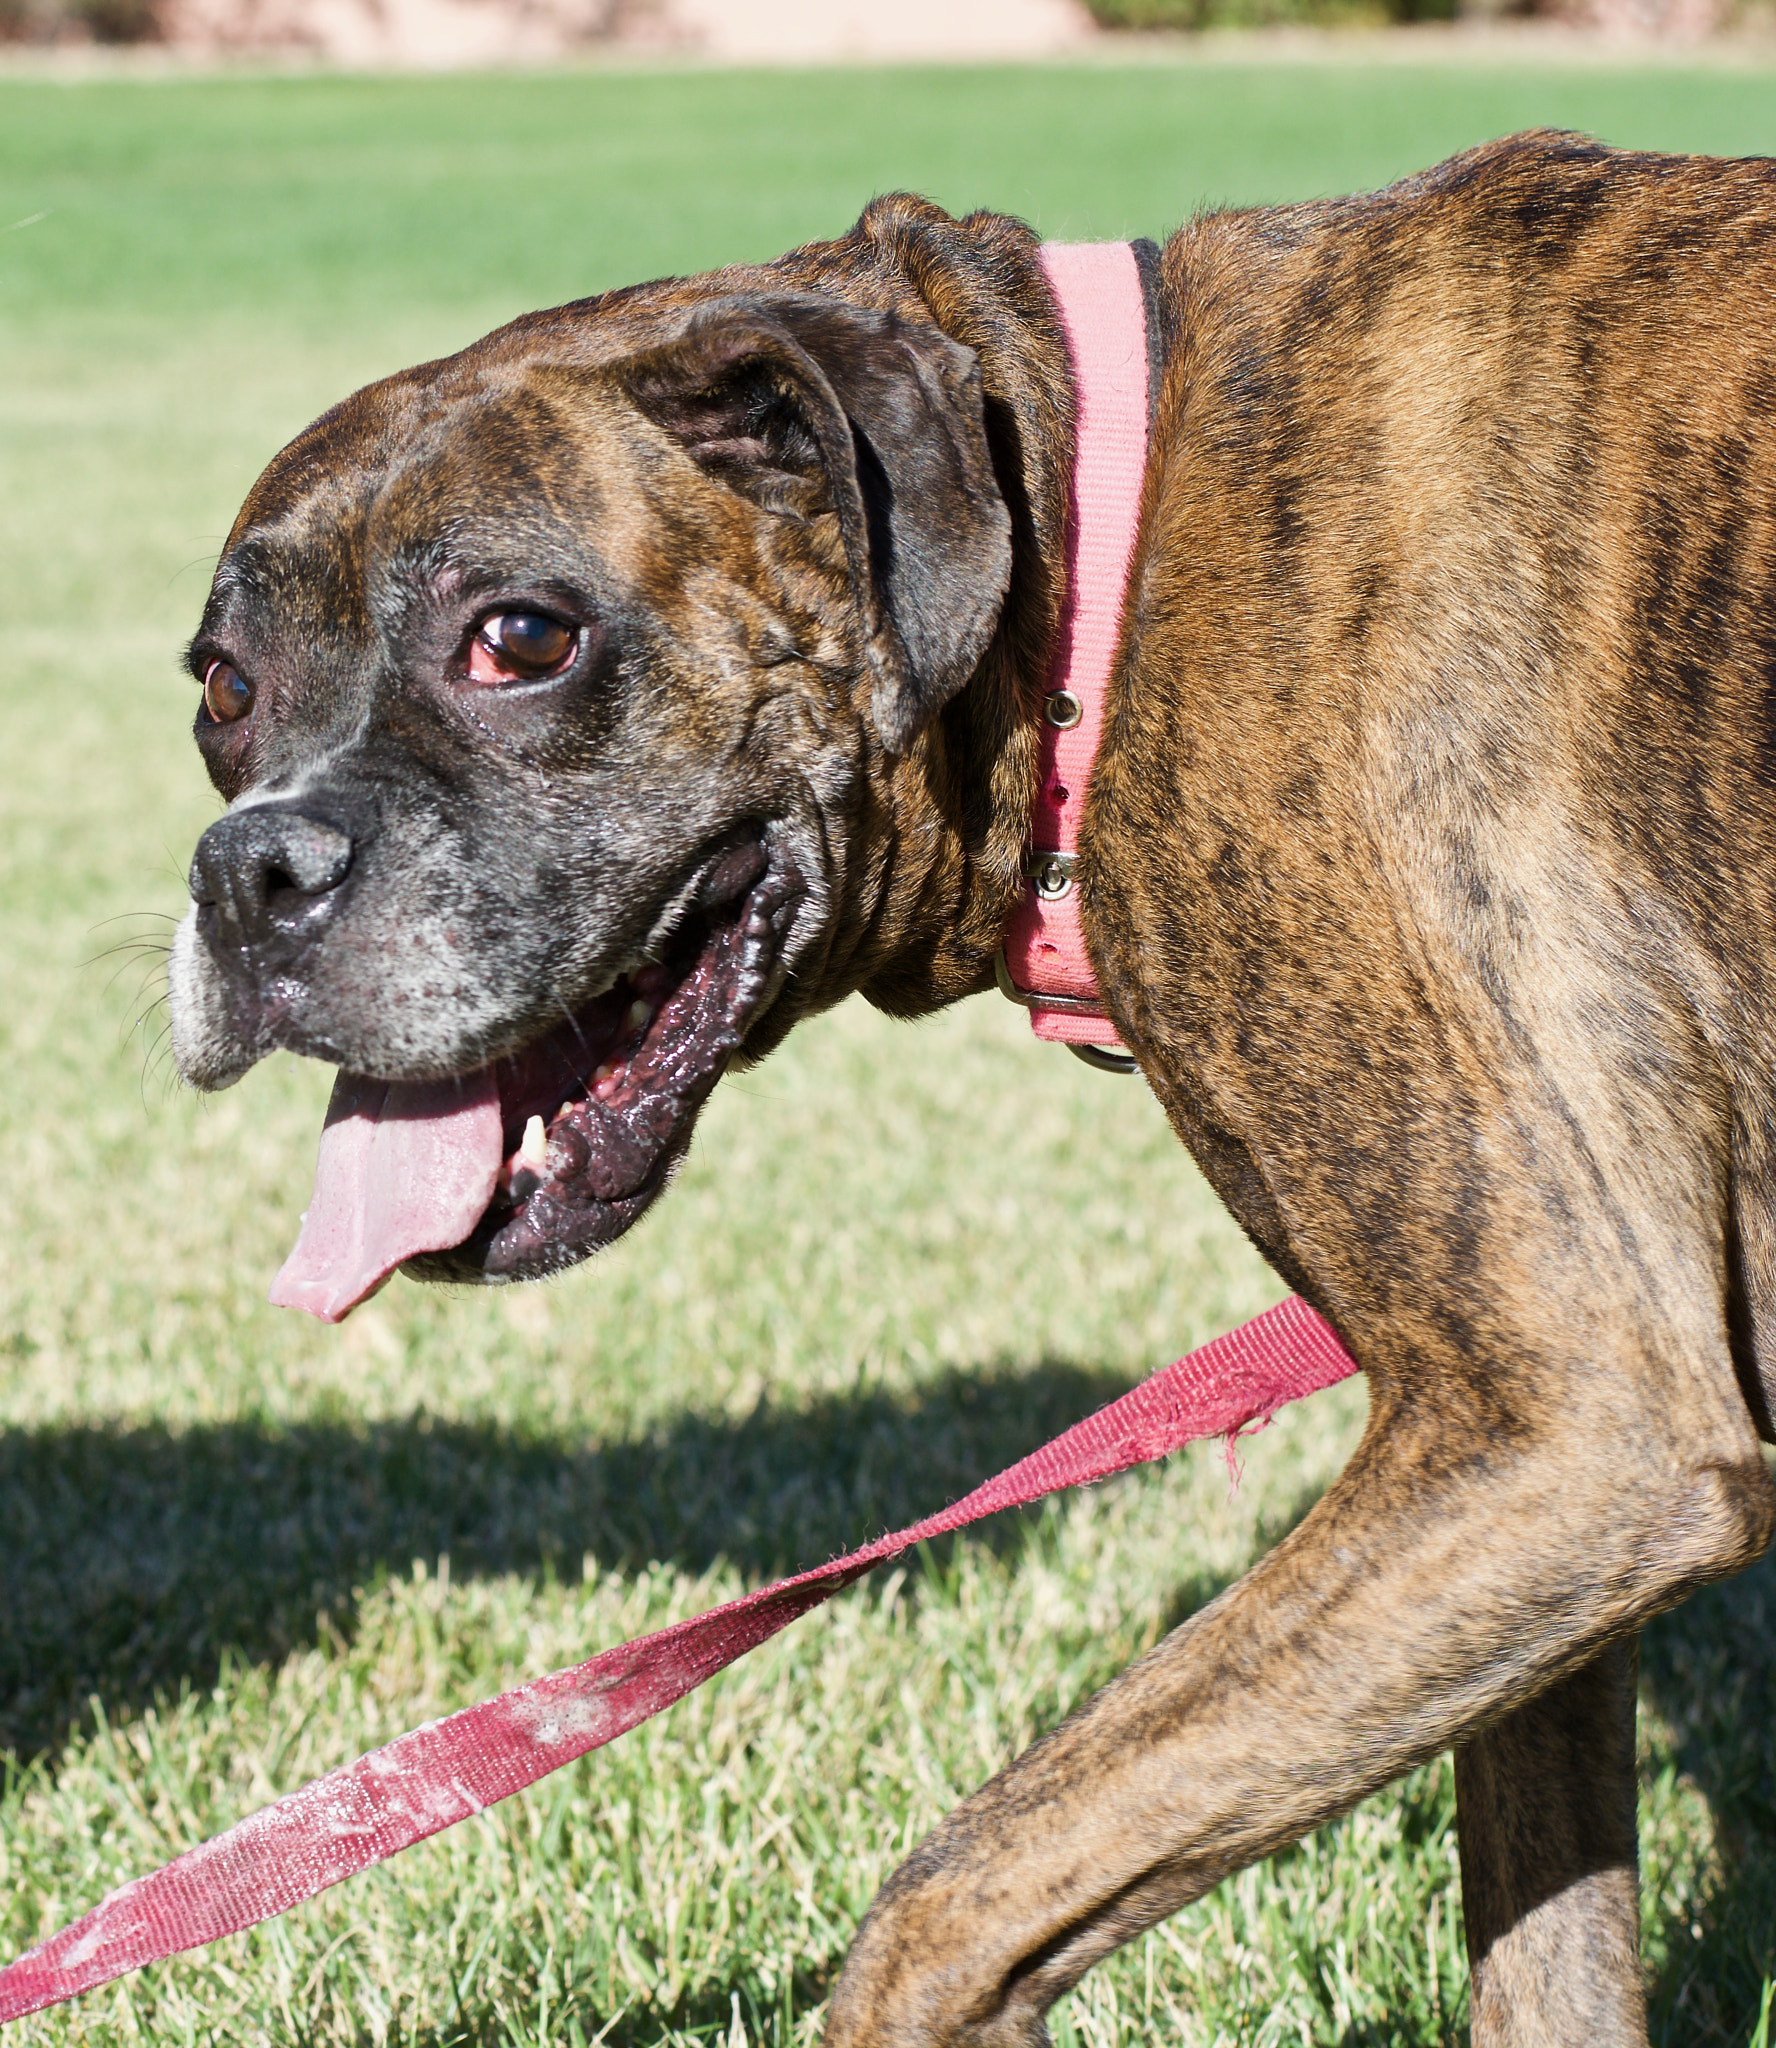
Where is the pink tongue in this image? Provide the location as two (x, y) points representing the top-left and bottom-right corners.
(269, 1069), (505, 1323)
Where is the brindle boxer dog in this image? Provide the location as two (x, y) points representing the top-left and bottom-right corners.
(167, 130), (1776, 2043)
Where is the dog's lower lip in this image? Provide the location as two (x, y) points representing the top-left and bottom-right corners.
(404, 838), (797, 1287)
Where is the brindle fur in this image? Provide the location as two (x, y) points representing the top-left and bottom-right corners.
(169, 133), (1776, 2043)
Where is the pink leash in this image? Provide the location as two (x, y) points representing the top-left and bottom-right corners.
(0, 1298), (1357, 2025)
(0, 249), (1362, 2025)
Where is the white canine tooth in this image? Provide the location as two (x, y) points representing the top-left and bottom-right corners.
(626, 998), (650, 1031)
(519, 1114), (548, 1172)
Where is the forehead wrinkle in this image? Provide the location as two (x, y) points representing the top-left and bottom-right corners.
(362, 489), (599, 624)
(362, 388), (571, 534)
(362, 396), (632, 614)
(211, 490), (378, 677)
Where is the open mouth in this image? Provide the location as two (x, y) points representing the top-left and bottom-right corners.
(268, 835), (801, 1322)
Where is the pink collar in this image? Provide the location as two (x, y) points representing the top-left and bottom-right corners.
(998, 240), (1150, 1070)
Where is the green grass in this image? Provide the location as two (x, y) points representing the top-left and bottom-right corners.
(2, 55), (1775, 2045)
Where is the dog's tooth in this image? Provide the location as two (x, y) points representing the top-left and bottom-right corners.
(626, 998), (650, 1032)
(558, 1100), (576, 1122)
(519, 1114), (548, 1172)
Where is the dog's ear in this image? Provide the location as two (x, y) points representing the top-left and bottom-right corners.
(623, 294), (1012, 754)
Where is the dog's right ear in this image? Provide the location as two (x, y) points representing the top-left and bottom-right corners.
(620, 294), (1012, 754)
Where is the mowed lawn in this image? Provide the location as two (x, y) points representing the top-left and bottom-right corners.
(4, 56), (1776, 2046)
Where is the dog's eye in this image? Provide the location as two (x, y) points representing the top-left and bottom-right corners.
(468, 612), (577, 683)
(202, 660), (254, 724)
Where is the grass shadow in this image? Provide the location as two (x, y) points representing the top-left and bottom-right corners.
(1641, 1544), (1776, 2047)
(0, 1359), (1143, 1763)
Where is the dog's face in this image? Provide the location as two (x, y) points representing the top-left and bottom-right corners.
(168, 290), (1011, 1309)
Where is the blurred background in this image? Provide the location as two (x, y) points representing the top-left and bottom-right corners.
(4, 32), (1776, 2048)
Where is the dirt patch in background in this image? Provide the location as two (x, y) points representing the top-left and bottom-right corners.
(657, 0), (1095, 61)
(9, 0), (1095, 62)
(6, 0), (1765, 66)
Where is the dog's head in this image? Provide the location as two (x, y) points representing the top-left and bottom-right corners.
(168, 288), (1013, 1318)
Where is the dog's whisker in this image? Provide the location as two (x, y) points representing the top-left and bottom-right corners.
(89, 944), (173, 987)
(137, 1018), (177, 1104)
(107, 959), (167, 1008)
(547, 983), (593, 1060)
(128, 982), (172, 1031)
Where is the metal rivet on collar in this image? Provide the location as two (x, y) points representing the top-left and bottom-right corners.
(1044, 689), (1084, 729)
(1027, 851), (1075, 900)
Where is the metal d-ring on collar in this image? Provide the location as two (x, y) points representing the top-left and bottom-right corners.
(993, 948), (1139, 1075)
(1070, 1041), (1141, 1075)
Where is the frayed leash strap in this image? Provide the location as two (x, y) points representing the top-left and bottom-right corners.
(0, 1296), (1357, 2026)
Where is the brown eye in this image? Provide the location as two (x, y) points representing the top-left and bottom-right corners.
(203, 660), (253, 724)
(470, 612), (576, 682)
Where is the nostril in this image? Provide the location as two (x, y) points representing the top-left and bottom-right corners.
(192, 805), (355, 941)
(261, 821), (353, 899)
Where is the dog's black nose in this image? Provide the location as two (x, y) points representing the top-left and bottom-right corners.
(190, 806), (354, 947)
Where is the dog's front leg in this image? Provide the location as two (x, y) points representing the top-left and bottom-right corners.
(1455, 1637), (1645, 2047)
(822, 1374), (1768, 2048)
